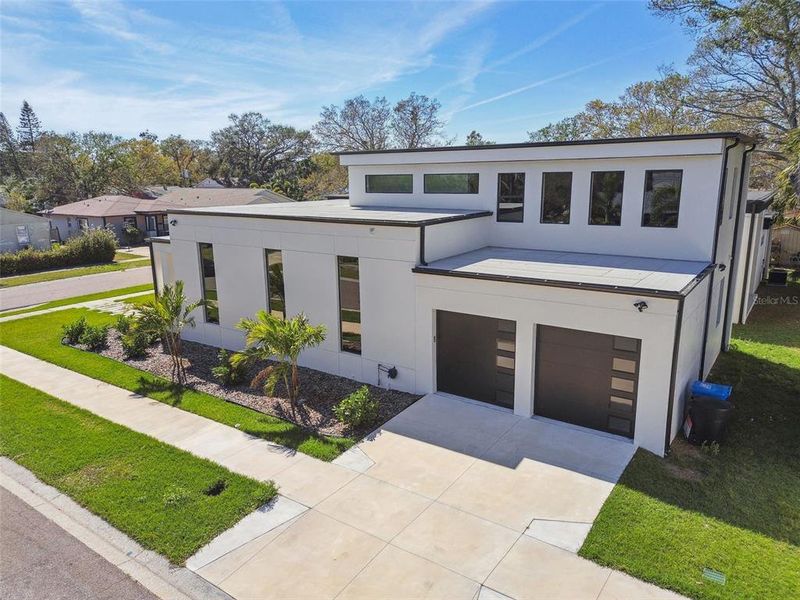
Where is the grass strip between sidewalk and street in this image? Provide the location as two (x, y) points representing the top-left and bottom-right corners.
(0, 308), (355, 460)
(580, 284), (800, 600)
(0, 284), (154, 318)
(0, 374), (276, 564)
(0, 259), (151, 288)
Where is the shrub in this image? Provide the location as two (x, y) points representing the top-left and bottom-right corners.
(334, 386), (379, 428)
(61, 317), (87, 345)
(121, 328), (151, 359)
(0, 228), (118, 276)
(79, 324), (109, 351)
(115, 313), (134, 335)
(122, 225), (142, 246)
(212, 349), (248, 387)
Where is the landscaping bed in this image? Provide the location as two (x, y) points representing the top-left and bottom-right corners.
(0, 374), (276, 564)
(93, 330), (420, 438)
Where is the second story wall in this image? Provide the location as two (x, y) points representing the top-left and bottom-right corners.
(343, 138), (733, 262)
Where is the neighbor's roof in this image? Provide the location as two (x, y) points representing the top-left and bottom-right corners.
(414, 246), (712, 297)
(336, 132), (756, 156)
(137, 188), (294, 213)
(167, 199), (492, 226)
(46, 195), (148, 218)
(0, 207), (51, 224)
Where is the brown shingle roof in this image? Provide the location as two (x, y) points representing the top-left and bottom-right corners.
(47, 195), (152, 218)
(136, 188), (294, 213)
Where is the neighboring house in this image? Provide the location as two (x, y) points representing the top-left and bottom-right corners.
(0, 208), (52, 253)
(732, 189), (775, 324)
(151, 132), (759, 457)
(195, 178), (226, 188)
(135, 188), (293, 237)
(44, 195), (151, 242)
(772, 223), (800, 267)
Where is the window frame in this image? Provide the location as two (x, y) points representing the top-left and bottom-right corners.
(364, 174), (413, 194)
(423, 173), (480, 194)
(588, 171), (625, 226)
(198, 242), (219, 324)
(265, 249), (285, 320)
(496, 172), (526, 223)
(337, 255), (362, 355)
(641, 169), (683, 228)
(540, 171), (573, 225)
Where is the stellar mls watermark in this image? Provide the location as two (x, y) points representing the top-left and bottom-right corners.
(755, 295), (799, 305)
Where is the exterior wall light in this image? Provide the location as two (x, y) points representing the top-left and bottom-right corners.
(634, 301), (649, 312)
(169, 219), (178, 226)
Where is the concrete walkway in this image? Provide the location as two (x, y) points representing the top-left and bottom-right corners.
(0, 266), (151, 311)
(0, 347), (685, 600)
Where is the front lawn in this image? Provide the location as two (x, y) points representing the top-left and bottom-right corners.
(0, 258), (151, 288)
(581, 283), (800, 599)
(0, 375), (276, 564)
(0, 284), (153, 318)
(0, 308), (354, 460)
(117, 292), (156, 306)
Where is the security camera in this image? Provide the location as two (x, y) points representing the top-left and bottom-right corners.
(634, 301), (648, 312)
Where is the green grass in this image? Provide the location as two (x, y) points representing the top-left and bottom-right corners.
(0, 284), (154, 318)
(0, 375), (276, 564)
(580, 283), (800, 599)
(0, 308), (354, 460)
(0, 259), (151, 288)
(113, 251), (144, 261)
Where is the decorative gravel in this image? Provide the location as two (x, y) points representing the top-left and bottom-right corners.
(92, 331), (421, 438)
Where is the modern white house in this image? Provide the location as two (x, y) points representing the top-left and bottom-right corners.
(732, 189), (775, 324)
(150, 133), (759, 457)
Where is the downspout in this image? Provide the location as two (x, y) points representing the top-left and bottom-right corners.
(722, 143), (756, 350)
(664, 295), (685, 455)
(147, 239), (159, 297)
(739, 203), (757, 323)
(419, 225), (427, 266)
(699, 138), (739, 378)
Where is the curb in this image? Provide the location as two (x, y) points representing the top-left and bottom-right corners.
(0, 457), (233, 600)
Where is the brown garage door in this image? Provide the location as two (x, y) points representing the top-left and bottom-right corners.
(436, 311), (516, 408)
(534, 325), (639, 438)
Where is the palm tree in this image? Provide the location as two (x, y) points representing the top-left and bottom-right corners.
(233, 311), (326, 410)
(137, 281), (203, 385)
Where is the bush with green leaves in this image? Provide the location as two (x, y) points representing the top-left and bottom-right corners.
(79, 324), (109, 351)
(61, 316), (87, 345)
(334, 386), (379, 428)
(115, 313), (134, 335)
(212, 349), (248, 387)
(121, 328), (151, 359)
(0, 228), (118, 276)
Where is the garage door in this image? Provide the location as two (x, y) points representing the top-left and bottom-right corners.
(436, 311), (516, 408)
(534, 325), (639, 438)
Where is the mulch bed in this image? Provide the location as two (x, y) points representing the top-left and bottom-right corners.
(91, 331), (421, 439)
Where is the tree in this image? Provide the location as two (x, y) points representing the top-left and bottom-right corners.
(0, 112), (24, 178)
(136, 281), (203, 385)
(111, 137), (180, 195)
(391, 93), (446, 148)
(17, 100), (41, 153)
(650, 0), (799, 148)
(314, 96), (392, 151)
(211, 112), (312, 186)
(465, 130), (495, 146)
(233, 311), (326, 412)
(298, 153), (348, 200)
(160, 135), (209, 186)
(775, 128), (800, 215)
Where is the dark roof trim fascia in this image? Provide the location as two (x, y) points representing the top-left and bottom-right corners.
(336, 132), (756, 156)
(165, 208), (493, 227)
(411, 265), (709, 299)
(146, 236), (171, 244)
(677, 264), (716, 296)
(746, 195), (776, 214)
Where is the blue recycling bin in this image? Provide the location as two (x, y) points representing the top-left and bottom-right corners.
(691, 380), (732, 401)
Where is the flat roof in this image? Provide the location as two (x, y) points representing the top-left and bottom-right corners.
(414, 246), (712, 297)
(337, 132), (755, 156)
(168, 199), (492, 227)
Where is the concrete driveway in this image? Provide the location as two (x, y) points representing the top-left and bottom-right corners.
(192, 393), (682, 600)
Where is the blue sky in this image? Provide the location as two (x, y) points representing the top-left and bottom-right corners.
(0, 1), (696, 143)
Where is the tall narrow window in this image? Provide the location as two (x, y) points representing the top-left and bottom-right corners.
(716, 277), (725, 326)
(338, 256), (361, 354)
(589, 171), (624, 225)
(265, 249), (285, 320)
(642, 170), (682, 228)
(497, 173), (525, 222)
(541, 172), (572, 224)
(198, 243), (219, 324)
(728, 167), (738, 219)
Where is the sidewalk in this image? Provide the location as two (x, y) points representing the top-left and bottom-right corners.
(0, 346), (357, 508)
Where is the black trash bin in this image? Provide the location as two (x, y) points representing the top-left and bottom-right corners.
(686, 395), (733, 445)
